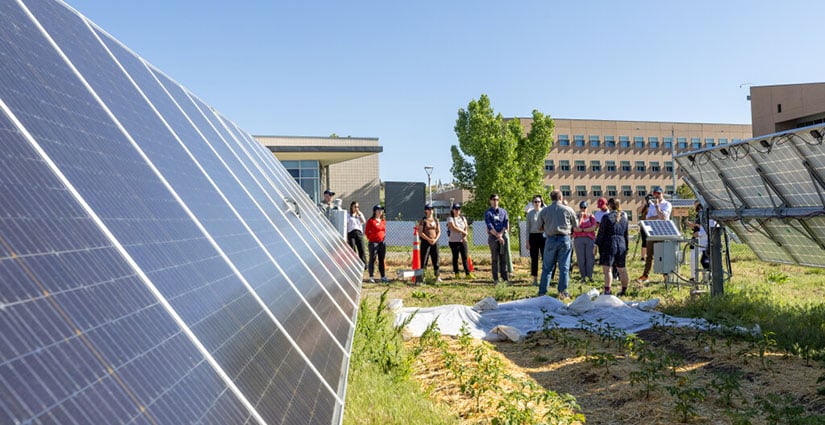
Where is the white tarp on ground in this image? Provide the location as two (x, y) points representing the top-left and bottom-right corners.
(394, 290), (710, 342)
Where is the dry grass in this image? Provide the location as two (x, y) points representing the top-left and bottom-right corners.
(358, 252), (825, 424)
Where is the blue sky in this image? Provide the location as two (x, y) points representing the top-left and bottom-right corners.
(67, 0), (825, 185)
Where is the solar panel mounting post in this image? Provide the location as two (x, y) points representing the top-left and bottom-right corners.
(710, 222), (724, 296)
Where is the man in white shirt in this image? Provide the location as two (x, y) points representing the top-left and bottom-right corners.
(637, 186), (672, 282)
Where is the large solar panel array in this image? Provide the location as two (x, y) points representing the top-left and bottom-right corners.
(675, 124), (825, 268)
(0, 0), (363, 424)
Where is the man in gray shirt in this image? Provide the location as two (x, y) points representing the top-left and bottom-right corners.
(538, 190), (577, 298)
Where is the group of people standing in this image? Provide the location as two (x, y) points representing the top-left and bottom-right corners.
(522, 190), (633, 299)
(416, 202), (474, 282)
(342, 198), (390, 283)
(332, 184), (684, 297)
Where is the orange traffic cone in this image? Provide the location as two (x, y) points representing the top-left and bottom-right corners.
(467, 256), (474, 273)
(411, 226), (421, 283)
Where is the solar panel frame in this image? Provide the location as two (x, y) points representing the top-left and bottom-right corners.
(676, 124), (825, 267)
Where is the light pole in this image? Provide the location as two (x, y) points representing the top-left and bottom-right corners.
(671, 127), (678, 199)
(424, 165), (434, 205)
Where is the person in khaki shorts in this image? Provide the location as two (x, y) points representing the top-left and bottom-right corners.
(637, 186), (672, 283)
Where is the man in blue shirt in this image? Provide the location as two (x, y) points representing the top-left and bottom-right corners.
(484, 193), (509, 283)
(538, 190), (577, 299)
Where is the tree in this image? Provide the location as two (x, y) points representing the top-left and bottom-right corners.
(451, 94), (555, 220)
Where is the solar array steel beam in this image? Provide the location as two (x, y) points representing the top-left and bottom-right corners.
(676, 123), (825, 270)
(0, 0), (362, 424)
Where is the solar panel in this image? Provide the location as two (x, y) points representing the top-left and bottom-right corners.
(639, 220), (683, 241)
(676, 124), (825, 267)
(0, 1), (360, 424)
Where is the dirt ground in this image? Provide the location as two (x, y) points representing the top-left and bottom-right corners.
(409, 326), (825, 424)
(372, 258), (825, 424)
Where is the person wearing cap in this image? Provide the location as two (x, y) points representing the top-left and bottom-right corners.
(447, 203), (471, 279)
(638, 186), (673, 283)
(365, 205), (388, 283)
(537, 190), (577, 299)
(573, 201), (598, 283)
(319, 189), (337, 218)
(346, 201), (367, 267)
(484, 194), (510, 283)
(525, 195), (546, 286)
(418, 203), (442, 282)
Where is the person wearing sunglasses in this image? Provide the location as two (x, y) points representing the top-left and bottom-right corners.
(525, 195), (546, 286)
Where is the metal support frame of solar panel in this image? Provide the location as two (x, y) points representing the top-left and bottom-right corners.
(0, 1), (362, 424)
(674, 124), (825, 269)
(639, 220), (683, 241)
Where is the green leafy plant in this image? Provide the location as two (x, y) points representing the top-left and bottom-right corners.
(667, 375), (706, 422)
(709, 369), (743, 407)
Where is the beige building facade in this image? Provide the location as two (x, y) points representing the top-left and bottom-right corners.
(749, 82), (825, 137)
(518, 118), (752, 220)
(255, 135), (382, 208)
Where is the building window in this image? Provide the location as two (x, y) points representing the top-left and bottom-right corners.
(607, 185), (617, 197)
(731, 138), (741, 144)
(620, 136), (630, 148)
(621, 160), (631, 172)
(574, 135), (585, 147)
(591, 185), (602, 197)
(677, 137), (687, 150)
(650, 161), (660, 172)
(627, 212), (634, 222)
(606, 160), (616, 172)
(635, 161), (646, 172)
(558, 135), (570, 146)
(691, 137), (702, 149)
(590, 160), (601, 172)
(706, 138), (715, 147)
(649, 137), (659, 149)
(282, 159), (321, 203)
(719, 138), (728, 145)
(561, 185), (571, 197)
(589, 135), (601, 147)
(664, 137), (673, 149)
(544, 160), (554, 171)
(560, 160), (570, 171)
(622, 185), (633, 197)
(665, 161), (673, 173)
(637, 186), (647, 197)
(605, 136), (616, 147)
(666, 185), (674, 195)
(575, 160), (586, 172)
(634, 136), (645, 149)
(576, 185), (587, 197)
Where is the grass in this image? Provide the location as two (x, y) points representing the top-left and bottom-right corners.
(345, 235), (825, 423)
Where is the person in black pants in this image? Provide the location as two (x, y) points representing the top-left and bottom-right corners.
(346, 201), (366, 268)
(447, 203), (471, 279)
(525, 195), (546, 286)
(419, 203), (442, 282)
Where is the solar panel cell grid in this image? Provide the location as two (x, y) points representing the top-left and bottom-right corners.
(1, 0), (359, 423)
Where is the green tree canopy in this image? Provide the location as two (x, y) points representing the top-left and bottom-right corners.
(451, 94), (554, 220)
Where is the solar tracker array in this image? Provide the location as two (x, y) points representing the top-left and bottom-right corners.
(675, 124), (825, 268)
(0, 0), (362, 424)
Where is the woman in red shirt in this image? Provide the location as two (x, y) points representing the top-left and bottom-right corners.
(365, 205), (388, 283)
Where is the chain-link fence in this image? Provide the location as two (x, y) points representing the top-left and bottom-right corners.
(352, 219), (757, 280)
